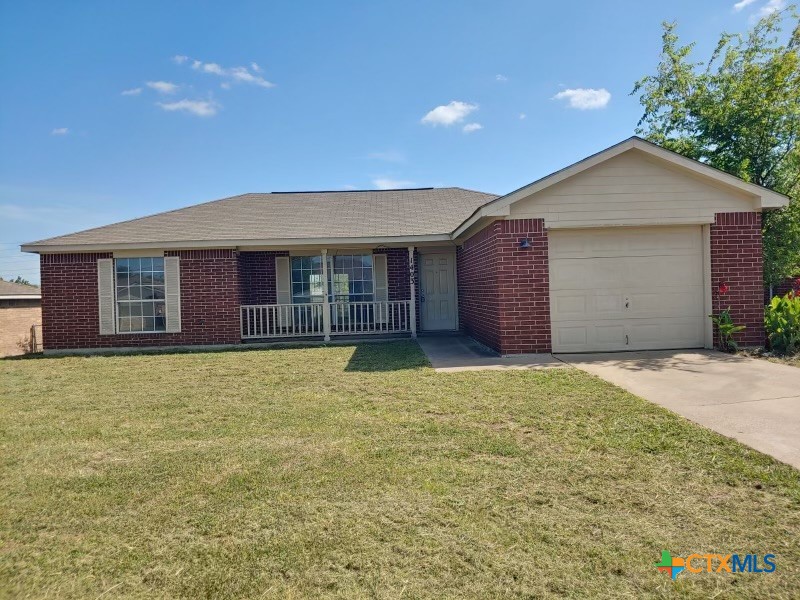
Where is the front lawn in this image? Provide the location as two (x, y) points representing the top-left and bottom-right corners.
(1, 342), (798, 598)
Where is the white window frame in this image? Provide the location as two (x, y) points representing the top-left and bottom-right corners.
(290, 253), (374, 304)
(114, 257), (168, 334)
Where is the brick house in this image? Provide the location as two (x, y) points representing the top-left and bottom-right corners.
(22, 137), (788, 354)
(0, 280), (41, 357)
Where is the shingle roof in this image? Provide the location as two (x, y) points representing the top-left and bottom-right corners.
(23, 188), (497, 250)
(0, 280), (41, 297)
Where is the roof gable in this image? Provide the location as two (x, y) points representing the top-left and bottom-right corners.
(453, 137), (789, 237)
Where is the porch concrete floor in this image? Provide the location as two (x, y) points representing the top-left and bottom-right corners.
(416, 334), (563, 372)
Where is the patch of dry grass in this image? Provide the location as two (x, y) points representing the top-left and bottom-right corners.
(739, 349), (800, 369)
(1, 341), (798, 598)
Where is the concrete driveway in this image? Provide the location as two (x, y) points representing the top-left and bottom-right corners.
(417, 334), (563, 372)
(557, 350), (800, 470)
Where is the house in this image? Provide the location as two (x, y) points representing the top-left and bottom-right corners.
(0, 280), (41, 356)
(21, 137), (789, 355)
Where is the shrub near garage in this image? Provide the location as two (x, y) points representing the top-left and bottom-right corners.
(765, 281), (800, 355)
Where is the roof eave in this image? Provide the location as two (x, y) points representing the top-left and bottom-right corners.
(21, 233), (454, 254)
(0, 294), (41, 300)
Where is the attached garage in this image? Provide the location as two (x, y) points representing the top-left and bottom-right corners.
(454, 137), (789, 355)
(548, 226), (706, 352)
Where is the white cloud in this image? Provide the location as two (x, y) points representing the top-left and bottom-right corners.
(157, 99), (220, 117)
(367, 150), (405, 163)
(758, 0), (785, 16)
(421, 101), (478, 126)
(462, 122), (483, 133)
(51, 128), (69, 135)
(187, 59), (275, 88)
(172, 55), (189, 65)
(196, 61), (224, 75)
(121, 87), (142, 96)
(733, 0), (758, 10)
(146, 80), (179, 94)
(496, 74), (508, 82)
(553, 88), (611, 110)
(372, 178), (415, 190)
(519, 113), (527, 120)
(230, 66), (274, 87)
(220, 82), (231, 90)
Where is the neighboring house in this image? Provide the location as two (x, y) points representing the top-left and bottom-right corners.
(0, 280), (41, 356)
(769, 275), (800, 301)
(21, 137), (789, 354)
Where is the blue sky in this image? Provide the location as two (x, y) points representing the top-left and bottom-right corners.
(0, 0), (786, 283)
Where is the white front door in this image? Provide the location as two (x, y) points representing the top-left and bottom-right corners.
(420, 252), (457, 331)
(549, 226), (706, 353)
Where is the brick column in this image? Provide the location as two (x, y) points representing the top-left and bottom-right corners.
(457, 219), (551, 354)
(710, 212), (765, 348)
(495, 219), (551, 354)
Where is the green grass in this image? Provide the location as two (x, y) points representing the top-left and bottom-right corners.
(1, 341), (799, 599)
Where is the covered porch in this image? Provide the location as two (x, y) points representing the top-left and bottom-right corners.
(238, 245), (420, 341)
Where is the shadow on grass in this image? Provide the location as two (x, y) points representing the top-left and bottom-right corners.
(344, 340), (429, 372)
(2, 339), (431, 372)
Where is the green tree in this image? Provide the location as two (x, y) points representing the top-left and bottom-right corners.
(632, 8), (800, 292)
(1, 275), (33, 286)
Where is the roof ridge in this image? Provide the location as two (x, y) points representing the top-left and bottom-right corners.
(449, 186), (499, 197)
(270, 187), (435, 194)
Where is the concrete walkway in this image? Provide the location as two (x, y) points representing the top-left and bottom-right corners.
(416, 334), (563, 372)
(557, 350), (800, 470)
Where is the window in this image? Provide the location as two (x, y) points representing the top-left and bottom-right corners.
(330, 254), (373, 302)
(289, 254), (374, 303)
(290, 255), (323, 303)
(115, 257), (166, 333)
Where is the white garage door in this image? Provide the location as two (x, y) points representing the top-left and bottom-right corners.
(549, 226), (705, 353)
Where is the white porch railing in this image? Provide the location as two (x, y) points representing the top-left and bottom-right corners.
(240, 300), (412, 339)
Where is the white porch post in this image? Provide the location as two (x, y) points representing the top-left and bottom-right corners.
(408, 246), (417, 339)
(321, 249), (331, 341)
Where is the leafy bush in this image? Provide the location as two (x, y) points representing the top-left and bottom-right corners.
(765, 291), (800, 355)
(710, 308), (746, 352)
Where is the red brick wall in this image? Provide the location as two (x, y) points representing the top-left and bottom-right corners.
(711, 212), (765, 348)
(41, 248), (422, 350)
(238, 251), (288, 305)
(457, 219), (551, 354)
(495, 219), (551, 354)
(457, 222), (501, 351)
(40, 250), (240, 350)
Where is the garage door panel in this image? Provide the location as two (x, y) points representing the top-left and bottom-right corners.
(627, 255), (702, 284)
(551, 255), (701, 290)
(627, 317), (705, 349)
(550, 226), (703, 259)
(551, 287), (703, 322)
(549, 226), (705, 353)
(552, 290), (624, 321)
(553, 317), (704, 353)
(627, 288), (704, 318)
